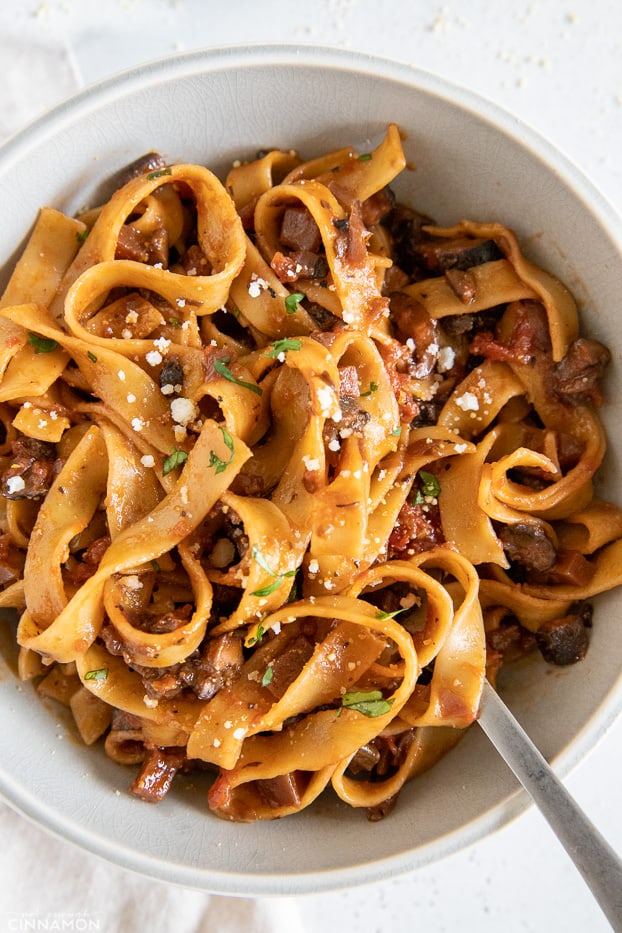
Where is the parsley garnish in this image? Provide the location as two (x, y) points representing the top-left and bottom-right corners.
(360, 381), (378, 398)
(87, 351), (98, 362)
(168, 317), (182, 328)
(418, 469), (441, 498)
(261, 664), (274, 687)
(150, 559), (160, 572)
(287, 574), (301, 603)
(250, 544), (296, 597)
(251, 577), (289, 597)
(357, 153), (372, 162)
(263, 338), (302, 359)
(375, 608), (404, 621)
(28, 333), (59, 354)
(209, 425), (235, 474)
(284, 292), (305, 314)
(391, 426), (402, 437)
(76, 228), (90, 243)
(411, 469), (441, 505)
(213, 357), (262, 395)
(162, 446), (188, 476)
(247, 623), (265, 647)
(84, 668), (108, 682)
(146, 168), (172, 179)
(341, 689), (393, 718)
(251, 545), (283, 576)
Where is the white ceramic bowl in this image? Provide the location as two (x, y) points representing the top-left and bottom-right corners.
(1, 45), (621, 896)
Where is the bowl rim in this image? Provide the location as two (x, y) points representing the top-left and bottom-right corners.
(1, 41), (621, 245)
(1, 42), (622, 896)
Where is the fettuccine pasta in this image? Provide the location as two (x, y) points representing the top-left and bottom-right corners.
(0, 126), (619, 822)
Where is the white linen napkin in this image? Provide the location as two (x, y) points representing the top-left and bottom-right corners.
(1, 800), (306, 932)
(0, 35), (81, 144)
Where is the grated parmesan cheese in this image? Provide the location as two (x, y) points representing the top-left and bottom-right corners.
(170, 397), (197, 425)
(437, 345), (456, 372)
(455, 391), (480, 412)
(146, 350), (163, 367)
(248, 274), (269, 298)
(6, 475), (25, 494)
(302, 454), (320, 471)
(316, 384), (335, 417)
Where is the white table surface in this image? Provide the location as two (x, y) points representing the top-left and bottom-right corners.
(1, 1), (621, 931)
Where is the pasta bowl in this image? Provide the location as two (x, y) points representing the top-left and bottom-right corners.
(0, 44), (621, 895)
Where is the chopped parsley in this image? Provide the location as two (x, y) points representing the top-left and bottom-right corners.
(251, 546), (279, 575)
(375, 608), (404, 621)
(28, 332), (59, 354)
(261, 664), (274, 687)
(419, 470), (441, 498)
(150, 559), (161, 573)
(341, 689), (393, 718)
(391, 426), (402, 437)
(76, 228), (90, 243)
(284, 292), (305, 314)
(360, 381), (378, 398)
(146, 168), (172, 179)
(250, 544), (297, 597)
(247, 623), (265, 647)
(87, 351), (98, 363)
(411, 469), (441, 505)
(287, 574), (301, 603)
(84, 668), (108, 682)
(357, 153), (372, 162)
(251, 577), (288, 597)
(162, 446), (188, 476)
(213, 356), (262, 395)
(209, 425), (235, 474)
(263, 338), (302, 359)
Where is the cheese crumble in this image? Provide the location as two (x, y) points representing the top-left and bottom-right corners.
(146, 350), (163, 367)
(170, 397), (197, 426)
(248, 275), (269, 298)
(302, 455), (321, 471)
(6, 476), (25, 494)
(455, 391), (480, 412)
(437, 345), (456, 372)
